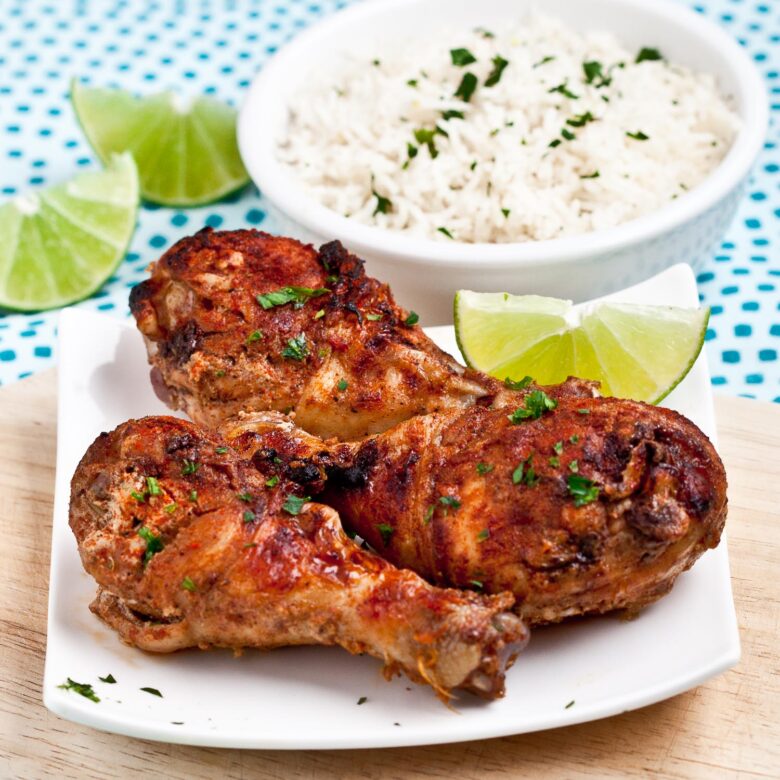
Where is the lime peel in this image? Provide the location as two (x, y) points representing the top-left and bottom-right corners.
(0, 153), (139, 312)
(454, 289), (709, 405)
(71, 79), (249, 207)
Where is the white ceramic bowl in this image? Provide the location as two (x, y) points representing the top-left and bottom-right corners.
(238, 0), (767, 323)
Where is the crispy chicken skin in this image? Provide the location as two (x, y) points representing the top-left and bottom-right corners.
(130, 229), (595, 439)
(69, 416), (527, 700)
(130, 229), (494, 439)
(223, 394), (727, 627)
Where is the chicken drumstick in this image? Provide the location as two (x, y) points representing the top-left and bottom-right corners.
(129, 228), (593, 440)
(70, 416), (527, 701)
(222, 389), (727, 627)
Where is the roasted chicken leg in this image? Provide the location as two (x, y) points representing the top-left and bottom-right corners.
(70, 416), (527, 700)
(130, 229), (593, 439)
(130, 228), (727, 627)
(222, 390), (727, 627)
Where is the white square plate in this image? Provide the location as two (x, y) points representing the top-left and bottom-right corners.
(44, 263), (739, 749)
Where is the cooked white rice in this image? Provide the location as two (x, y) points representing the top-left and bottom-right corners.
(277, 14), (740, 243)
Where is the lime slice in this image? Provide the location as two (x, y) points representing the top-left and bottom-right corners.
(454, 291), (709, 404)
(71, 79), (249, 207)
(0, 153), (138, 312)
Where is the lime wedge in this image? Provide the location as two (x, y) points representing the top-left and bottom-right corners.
(0, 153), (138, 312)
(71, 79), (249, 207)
(454, 291), (709, 404)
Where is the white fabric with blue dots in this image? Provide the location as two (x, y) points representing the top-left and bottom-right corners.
(0, 0), (777, 401)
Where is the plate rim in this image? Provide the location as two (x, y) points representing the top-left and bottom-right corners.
(43, 267), (740, 749)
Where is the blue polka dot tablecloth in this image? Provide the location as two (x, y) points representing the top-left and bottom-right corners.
(0, 0), (778, 401)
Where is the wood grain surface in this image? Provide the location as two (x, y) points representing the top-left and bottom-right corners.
(0, 369), (778, 779)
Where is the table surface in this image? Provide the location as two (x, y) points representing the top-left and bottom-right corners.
(0, 369), (778, 779)
(0, 0), (778, 402)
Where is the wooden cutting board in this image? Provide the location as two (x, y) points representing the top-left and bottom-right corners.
(0, 369), (777, 779)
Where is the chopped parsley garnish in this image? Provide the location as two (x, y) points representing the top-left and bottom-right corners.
(314, 309), (325, 320)
(567, 475), (600, 506)
(470, 580), (484, 589)
(553, 441), (564, 455)
(215, 369), (226, 377)
(504, 375), (533, 391)
(423, 505), (435, 524)
(626, 130), (650, 141)
(507, 390), (558, 423)
(512, 455), (539, 487)
(376, 523), (394, 545)
(337, 378), (349, 391)
(548, 456), (560, 467)
(181, 576), (197, 592)
(215, 446), (228, 454)
(454, 71), (478, 102)
(580, 171), (600, 179)
(578, 408), (591, 415)
(357, 696), (368, 705)
(569, 459), (579, 473)
(246, 330), (263, 344)
(282, 494), (310, 516)
(450, 48), (477, 67)
(243, 510), (256, 523)
(257, 286), (330, 310)
(404, 311), (419, 326)
(145, 476), (161, 496)
(163, 503), (177, 513)
(582, 60), (611, 87)
(476, 462), (494, 475)
(406, 141), (419, 160)
(181, 459), (199, 476)
(569, 434), (579, 444)
(561, 128), (576, 141)
(137, 526), (163, 567)
(365, 312), (382, 321)
(441, 109), (465, 121)
(237, 492), (253, 502)
(189, 490), (198, 502)
(501, 208), (510, 218)
(566, 111), (595, 128)
(548, 81), (578, 99)
(140, 687), (162, 697)
(548, 139), (562, 148)
(372, 187), (393, 216)
(477, 528), (490, 542)
(475, 27), (494, 39)
(470, 160), (477, 170)
(130, 490), (145, 503)
(99, 674), (116, 684)
(438, 495), (461, 512)
(413, 126), (446, 158)
(636, 47), (662, 63)
(58, 678), (99, 703)
(437, 226), (455, 239)
(565, 699), (575, 709)
(406, 79), (418, 88)
(265, 475), (280, 488)
(484, 55), (509, 87)
(533, 55), (556, 68)
(281, 333), (309, 361)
